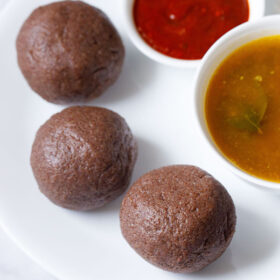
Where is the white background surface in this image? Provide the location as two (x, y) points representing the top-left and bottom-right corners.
(0, 1), (280, 280)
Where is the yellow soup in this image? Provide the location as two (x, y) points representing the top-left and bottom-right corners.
(205, 35), (280, 182)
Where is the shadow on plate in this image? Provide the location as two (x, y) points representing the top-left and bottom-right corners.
(238, 176), (280, 196)
(90, 41), (158, 106)
(265, 0), (280, 15)
(131, 136), (171, 182)
(174, 206), (279, 278)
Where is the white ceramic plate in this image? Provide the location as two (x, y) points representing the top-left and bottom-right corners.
(0, 1), (280, 280)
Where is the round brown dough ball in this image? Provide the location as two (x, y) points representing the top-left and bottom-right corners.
(120, 165), (236, 273)
(31, 106), (137, 211)
(16, 1), (124, 104)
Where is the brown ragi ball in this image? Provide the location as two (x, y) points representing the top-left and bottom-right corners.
(120, 165), (236, 273)
(31, 106), (137, 211)
(16, 1), (124, 104)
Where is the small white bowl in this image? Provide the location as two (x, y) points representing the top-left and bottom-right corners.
(194, 15), (280, 193)
(122, 0), (265, 68)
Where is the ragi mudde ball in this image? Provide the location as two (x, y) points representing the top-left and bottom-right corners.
(31, 106), (137, 211)
(120, 165), (236, 273)
(16, 1), (124, 104)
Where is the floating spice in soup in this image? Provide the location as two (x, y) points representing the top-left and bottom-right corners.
(205, 35), (280, 182)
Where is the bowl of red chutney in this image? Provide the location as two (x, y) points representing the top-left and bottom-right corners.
(123, 0), (265, 68)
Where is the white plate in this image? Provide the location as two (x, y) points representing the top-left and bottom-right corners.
(0, 1), (280, 280)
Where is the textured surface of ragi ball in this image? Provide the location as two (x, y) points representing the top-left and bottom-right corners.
(16, 1), (124, 104)
(120, 165), (236, 273)
(31, 106), (137, 211)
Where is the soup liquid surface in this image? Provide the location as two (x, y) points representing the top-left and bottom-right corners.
(205, 36), (280, 182)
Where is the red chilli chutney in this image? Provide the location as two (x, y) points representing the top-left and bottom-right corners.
(133, 0), (249, 60)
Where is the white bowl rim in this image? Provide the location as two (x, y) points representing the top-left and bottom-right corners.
(122, 0), (265, 68)
(194, 15), (280, 191)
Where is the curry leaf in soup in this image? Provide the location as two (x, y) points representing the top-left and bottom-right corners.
(225, 83), (268, 133)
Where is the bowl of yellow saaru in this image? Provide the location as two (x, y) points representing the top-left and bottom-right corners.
(194, 15), (280, 192)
